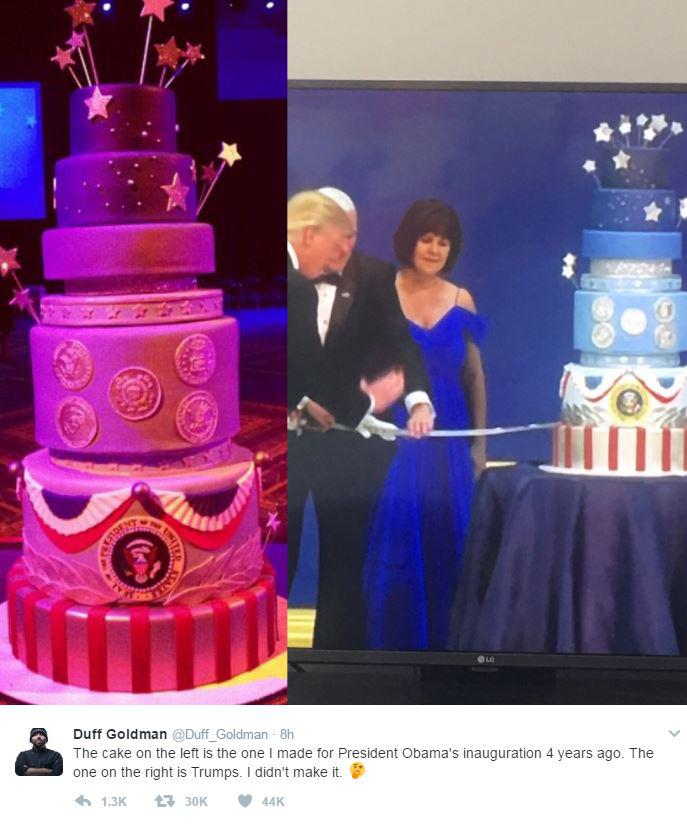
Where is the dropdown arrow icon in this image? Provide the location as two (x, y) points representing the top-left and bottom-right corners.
(669, 730), (680, 737)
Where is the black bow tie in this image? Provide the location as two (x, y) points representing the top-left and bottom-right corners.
(312, 272), (341, 286)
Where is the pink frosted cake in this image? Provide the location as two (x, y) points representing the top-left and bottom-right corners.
(6, 84), (277, 692)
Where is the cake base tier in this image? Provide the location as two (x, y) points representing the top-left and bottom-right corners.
(43, 223), (215, 282)
(7, 560), (277, 693)
(552, 423), (687, 474)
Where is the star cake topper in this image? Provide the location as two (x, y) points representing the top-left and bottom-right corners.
(593, 122), (613, 143)
(161, 172), (189, 212)
(141, 0), (175, 21)
(84, 86), (113, 120)
(218, 142), (242, 167)
(65, 0), (96, 27)
(185, 43), (205, 64)
(266, 511), (281, 532)
(650, 114), (668, 133)
(10, 288), (34, 312)
(67, 30), (86, 50)
(51, 46), (76, 71)
(0, 246), (20, 277)
(612, 150), (631, 170)
(155, 36), (184, 70)
(201, 162), (217, 183)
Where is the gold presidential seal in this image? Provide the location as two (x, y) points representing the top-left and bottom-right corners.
(611, 381), (649, 423)
(99, 516), (185, 602)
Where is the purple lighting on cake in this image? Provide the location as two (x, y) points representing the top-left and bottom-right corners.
(7, 8), (280, 694)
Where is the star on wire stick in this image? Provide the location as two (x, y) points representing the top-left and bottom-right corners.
(199, 162), (216, 201)
(161, 172), (189, 212)
(636, 113), (648, 143)
(84, 86), (113, 120)
(660, 121), (683, 148)
(155, 36), (184, 86)
(51, 45), (82, 88)
(0, 247), (40, 324)
(612, 150), (631, 170)
(65, 0), (95, 26)
(643, 127), (657, 145)
(678, 197), (687, 229)
(165, 42), (205, 89)
(65, 2), (99, 85)
(593, 122), (613, 143)
(140, 0), (175, 85)
(650, 114), (668, 133)
(262, 510), (281, 553)
(561, 253), (578, 286)
(196, 143), (242, 216)
(67, 29), (92, 86)
(582, 159), (601, 187)
(618, 114), (632, 139)
(0, 246), (20, 277)
(201, 162), (217, 183)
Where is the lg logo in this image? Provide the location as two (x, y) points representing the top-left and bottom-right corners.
(476, 655), (495, 664)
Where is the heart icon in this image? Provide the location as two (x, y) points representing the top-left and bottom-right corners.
(238, 795), (252, 808)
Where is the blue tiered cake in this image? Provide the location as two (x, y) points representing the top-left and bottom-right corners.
(553, 115), (687, 474)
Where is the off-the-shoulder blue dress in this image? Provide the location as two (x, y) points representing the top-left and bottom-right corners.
(364, 304), (487, 649)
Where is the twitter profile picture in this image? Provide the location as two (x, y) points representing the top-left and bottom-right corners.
(15, 728), (63, 776)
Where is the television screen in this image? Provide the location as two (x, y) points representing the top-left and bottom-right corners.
(288, 82), (687, 665)
(0, 83), (45, 220)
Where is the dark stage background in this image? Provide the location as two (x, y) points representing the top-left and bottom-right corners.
(289, 85), (687, 462)
(3, 0), (285, 299)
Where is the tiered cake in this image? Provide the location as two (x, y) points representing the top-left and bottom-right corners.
(6, 84), (277, 691)
(552, 117), (687, 474)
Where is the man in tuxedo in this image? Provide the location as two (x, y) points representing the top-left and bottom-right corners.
(288, 188), (433, 649)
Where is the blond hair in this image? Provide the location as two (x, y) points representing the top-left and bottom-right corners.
(287, 190), (352, 238)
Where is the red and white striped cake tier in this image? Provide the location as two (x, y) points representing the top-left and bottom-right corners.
(7, 560), (278, 693)
(552, 424), (687, 474)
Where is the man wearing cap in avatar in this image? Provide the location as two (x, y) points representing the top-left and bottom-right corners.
(15, 728), (63, 776)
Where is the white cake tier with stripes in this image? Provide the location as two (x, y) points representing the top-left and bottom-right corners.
(560, 363), (687, 428)
(552, 424), (687, 474)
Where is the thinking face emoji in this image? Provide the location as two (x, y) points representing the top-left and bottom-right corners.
(350, 761), (365, 779)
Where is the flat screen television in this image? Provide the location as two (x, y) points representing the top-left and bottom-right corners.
(288, 80), (687, 676)
(0, 83), (45, 220)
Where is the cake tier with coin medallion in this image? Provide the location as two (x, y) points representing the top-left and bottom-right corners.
(552, 123), (687, 474)
(7, 83), (277, 692)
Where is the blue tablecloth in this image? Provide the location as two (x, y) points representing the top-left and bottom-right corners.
(449, 464), (687, 656)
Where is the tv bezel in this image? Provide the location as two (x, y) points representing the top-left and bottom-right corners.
(287, 77), (687, 673)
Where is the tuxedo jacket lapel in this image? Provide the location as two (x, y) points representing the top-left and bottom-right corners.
(325, 268), (357, 351)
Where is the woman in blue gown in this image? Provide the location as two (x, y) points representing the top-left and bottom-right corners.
(364, 199), (487, 650)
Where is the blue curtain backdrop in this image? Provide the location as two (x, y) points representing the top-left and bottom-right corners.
(0, 84), (45, 220)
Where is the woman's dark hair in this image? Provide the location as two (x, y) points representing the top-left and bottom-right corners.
(393, 199), (462, 271)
